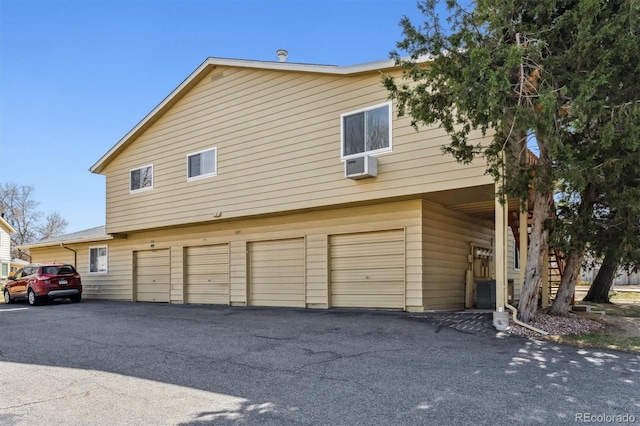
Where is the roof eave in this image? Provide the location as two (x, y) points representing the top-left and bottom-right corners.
(17, 235), (115, 250)
(0, 216), (17, 234)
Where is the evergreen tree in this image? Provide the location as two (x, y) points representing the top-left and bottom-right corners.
(384, 0), (640, 321)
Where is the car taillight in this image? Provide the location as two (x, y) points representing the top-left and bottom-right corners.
(36, 275), (52, 284)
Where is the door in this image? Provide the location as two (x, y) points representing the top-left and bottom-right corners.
(185, 244), (230, 304)
(330, 229), (405, 309)
(249, 238), (305, 307)
(134, 249), (170, 302)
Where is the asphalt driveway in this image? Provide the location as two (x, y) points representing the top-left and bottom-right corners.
(0, 301), (638, 425)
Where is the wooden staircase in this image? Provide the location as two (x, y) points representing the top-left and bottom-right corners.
(548, 248), (564, 301)
(508, 211), (566, 302)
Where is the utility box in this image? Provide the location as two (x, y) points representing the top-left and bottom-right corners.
(476, 280), (496, 309)
(476, 279), (514, 309)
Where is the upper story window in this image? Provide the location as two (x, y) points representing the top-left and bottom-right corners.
(341, 102), (392, 159)
(89, 246), (108, 274)
(187, 148), (217, 181)
(130, 164), (153, 193)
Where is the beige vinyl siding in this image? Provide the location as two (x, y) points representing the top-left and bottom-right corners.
(184, 244), (230, 304)
(330, 229), (405, 309)
(134, 249), (170, 302)
(422, 201), (494, 310)
(103, 66), (491, 234)
(29, 200), (425, 309)
(249, 238), (305, 307)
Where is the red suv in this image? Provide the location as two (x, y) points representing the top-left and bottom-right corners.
(4, 263), (82, 305)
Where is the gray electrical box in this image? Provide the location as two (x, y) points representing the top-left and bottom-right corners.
(476, 280), (496, 309)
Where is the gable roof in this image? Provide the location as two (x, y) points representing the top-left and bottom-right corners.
(89, 56), (398, 174)
(0, 216), (16, 234)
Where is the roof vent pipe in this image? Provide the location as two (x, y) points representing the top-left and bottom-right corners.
(276, 49), (288, 62)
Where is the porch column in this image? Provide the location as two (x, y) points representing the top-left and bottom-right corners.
(493, 180), (510, 330)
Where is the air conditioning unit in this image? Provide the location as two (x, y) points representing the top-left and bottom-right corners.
(345, 156), (377, 180)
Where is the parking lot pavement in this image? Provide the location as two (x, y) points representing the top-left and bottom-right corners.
(1, 301), (639, 425)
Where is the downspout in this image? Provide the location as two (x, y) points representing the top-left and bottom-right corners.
(493, 150), (548, 335)
(60, 243), (77, 268)
(505, 301), (548, 335)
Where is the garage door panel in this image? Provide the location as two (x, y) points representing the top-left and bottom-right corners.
(187, 275), (229, 285)
(331, 230), (403, 245)
(250, 238), (305, 307)
(187, 263), (229, 274)
(331, 269), (404, 282)
(330, 230), (405, 309)
(250, 260), (305, 269)
(332, 295), (404, 308)
(135, 249), (170, 303)
(332, 255), (405, 270)
(185, 244), (229, 305)
(332, 285), (405, 295)
(251, 267), (305, 277)
(187, 258), (228, 267)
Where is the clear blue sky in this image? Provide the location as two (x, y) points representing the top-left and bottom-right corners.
(0, 0), (425, 233)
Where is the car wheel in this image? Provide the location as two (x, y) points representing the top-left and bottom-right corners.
(4, 289), (13, 304)
(70, 294), (81, 303)
(28, 289), (39, 306)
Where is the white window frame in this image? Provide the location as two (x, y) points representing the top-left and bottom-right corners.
(340, 101), (392, 160)
(89, 246), (108, 274)
(514, 242), (520, 271)
(129, 164), (154, 193)
(186, 147), (217, 181)
(1, 261), (8, 278)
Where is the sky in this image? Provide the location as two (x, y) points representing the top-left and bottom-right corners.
(0, 0), (427, 234)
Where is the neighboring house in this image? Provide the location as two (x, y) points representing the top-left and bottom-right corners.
(0, 216), (17, 280)
(21, 56), (526, 312)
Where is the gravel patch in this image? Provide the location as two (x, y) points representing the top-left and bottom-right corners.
(508, 310), (605, 338)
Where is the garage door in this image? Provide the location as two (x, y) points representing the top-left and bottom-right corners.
(185, 244), (229, 304)
(330, 229), (405, 309)
(249, 238), (305, 307)
(135, 249), (170, 303)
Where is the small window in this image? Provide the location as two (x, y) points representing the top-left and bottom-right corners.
(514, 244), (520, 270)
(130, 165), (153, 192)
(341, 102), (392, 159)
(89, 246), (108, 274)
(1, 262), (8, 278)
(187, 148), (217, 180)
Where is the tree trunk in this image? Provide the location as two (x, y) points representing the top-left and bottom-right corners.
(517, 189), (554, 323)
(549, 182), (598, 316)
(548, 249), (583, 315)
(583, 257), (618, 303)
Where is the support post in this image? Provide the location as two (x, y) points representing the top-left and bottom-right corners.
(493, 180), (510, 330)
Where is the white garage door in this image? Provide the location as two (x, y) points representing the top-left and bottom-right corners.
(249, 238), (305, 308)
(330, 229), (405, 309)
(135, 249), (170, 303)
(185, 244), (229, 305)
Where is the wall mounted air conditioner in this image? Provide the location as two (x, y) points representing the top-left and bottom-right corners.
(345, 156), (377, 180)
